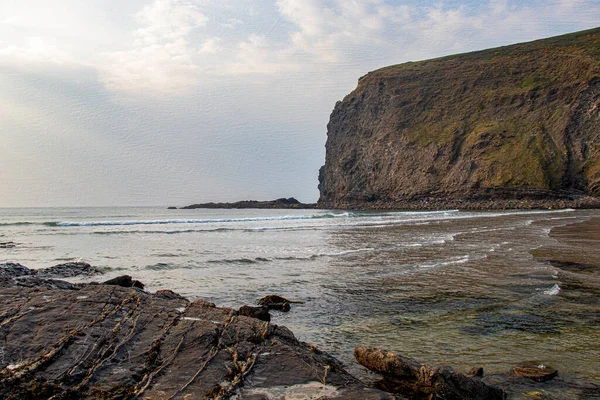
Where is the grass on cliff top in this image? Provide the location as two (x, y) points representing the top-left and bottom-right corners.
(376, 26), (600, 74)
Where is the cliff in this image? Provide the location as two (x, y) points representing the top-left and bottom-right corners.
(318, 27), (600, 209)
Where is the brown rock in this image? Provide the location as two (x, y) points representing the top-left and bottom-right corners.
(155, 289), (187, 301)
(238, 305), (271, 321)
(469, 367), (484, 377)
(102, 275), (144, 289)
(511, 361), (558, 382)
(354, 346), (504, 400)
(37, 261), (101, 278)
(257, 294), (304, 312)
(0, 278), (392, 399)
(318, 27), (600, 210)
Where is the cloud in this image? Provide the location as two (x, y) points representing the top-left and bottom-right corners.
(0, 36), (76, 65)
(101, 0), (208, 94)
(273, 0), (600, 69)
(198, 37), (222, 54)
(223, 34), (299, 75)
(220, 18), (244, 29)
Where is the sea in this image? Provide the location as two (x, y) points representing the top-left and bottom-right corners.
(1, 207), (599, 392)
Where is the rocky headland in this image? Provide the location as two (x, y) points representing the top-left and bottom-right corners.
(318, 27), (600, 210)
(178, 197), (316, 210)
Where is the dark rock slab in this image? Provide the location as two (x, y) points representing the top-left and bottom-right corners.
(155, 289), (188, 301)
(257, 294), (304, 312)
(0, 281), (392, 399)
(238, 305), (271, 321)
(355, 346), (504, 400)
(36, 262), (101, 278)
(103, 274), (144, 289)
(0, 262), (34, 277)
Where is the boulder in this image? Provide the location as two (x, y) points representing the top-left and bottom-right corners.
(103, 275), (145, 289)
(238, 305), (271, 321)
(155, 289), (187, 301)
(0, 262), (34, 277)
(37, 261), (101, 278)
(257, 294), (304, 312)
(510, 362), (558, 382)
(354, 346), (504, 400)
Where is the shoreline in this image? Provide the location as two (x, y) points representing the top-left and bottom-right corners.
(318, 195), (600, 211)
(2, 261), (599, 398)
(1, 213), (600, 398)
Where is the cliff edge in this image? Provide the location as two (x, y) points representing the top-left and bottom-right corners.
(318, 27), (600, 209)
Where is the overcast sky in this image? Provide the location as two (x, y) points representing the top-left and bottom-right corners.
(1, 0), (599, 207)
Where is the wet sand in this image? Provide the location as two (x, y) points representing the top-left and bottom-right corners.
(532, 217), (600, 294)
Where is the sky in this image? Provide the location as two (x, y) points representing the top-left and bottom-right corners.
(1, 0), (599, 207)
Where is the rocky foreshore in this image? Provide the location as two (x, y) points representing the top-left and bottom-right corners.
(317, 194), (600, 211)
(0, 262), (390, 399)
(2, 262), (596, 399)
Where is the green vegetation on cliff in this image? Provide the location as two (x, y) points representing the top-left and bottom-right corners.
(319, 27), (600, 209)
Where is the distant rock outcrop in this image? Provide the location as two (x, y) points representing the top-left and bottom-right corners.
(319, 27), (600, 209)
(180, 197), (317, 209)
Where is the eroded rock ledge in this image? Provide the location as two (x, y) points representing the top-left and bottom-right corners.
(3, 263), (590, 399)
(0, 264), (390, 399)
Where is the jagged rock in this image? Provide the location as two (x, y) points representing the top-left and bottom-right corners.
(354, 346), (504, 399)
(155, 289), (187, 301)
(318, 27), (600, 210)
(0, 282), (392, 399)
(0, 276), (79, 290)
(0, 263), (81, 290)
(510, 362), (558, 382)
(257, 294), (304, 312)
(238, 305), (271, 322)
(37, 262), (101, 278)
(103, 275), (144, 289)
(469, 367), (484, 377)
(0, 262), (34, 277)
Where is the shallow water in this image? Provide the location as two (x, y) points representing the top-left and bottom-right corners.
(1, 207), (599, 395)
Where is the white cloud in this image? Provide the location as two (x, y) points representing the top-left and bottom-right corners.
(223, 34), (299, 75)
(0, 36), (76, 65)
(101, 0), (208, 94)
(220, 18), (244, 29)
(198, 37), (222, 54)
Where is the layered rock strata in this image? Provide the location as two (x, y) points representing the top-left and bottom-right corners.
(0, 265), (390, 399)
(319, 27), (600, 209)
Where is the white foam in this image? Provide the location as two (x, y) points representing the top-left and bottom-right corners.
(234, 381), (339, 400)
(55, 212), (352, 227)
(182, 317), (202, 321)
(543, 284), (561, 296)
(421, 255), (471, 269)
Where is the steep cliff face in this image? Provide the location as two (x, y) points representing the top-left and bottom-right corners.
(319, 28), (600, 209)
